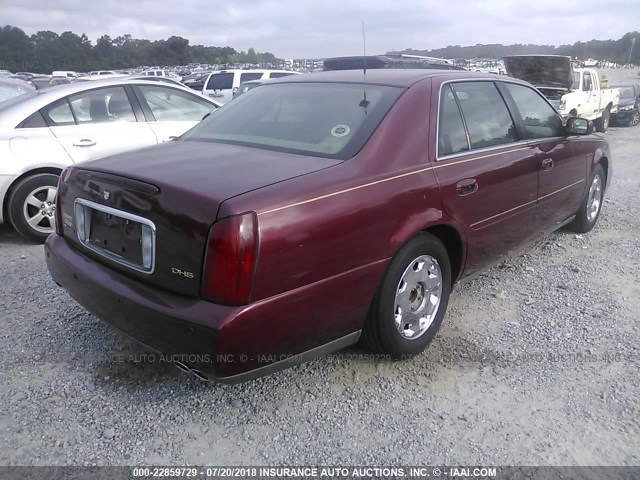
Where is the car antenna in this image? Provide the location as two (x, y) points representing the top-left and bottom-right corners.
(360, 20), (370, 110)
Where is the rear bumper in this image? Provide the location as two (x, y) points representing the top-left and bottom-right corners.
(45, 234), (376, 382)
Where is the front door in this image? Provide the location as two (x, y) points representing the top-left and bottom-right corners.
(132, 84), (218, 143)
(501, 82), (588, 227)
(433, 81), (539, 276)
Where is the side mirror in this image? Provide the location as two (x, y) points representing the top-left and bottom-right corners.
(566, 117), (593, 135)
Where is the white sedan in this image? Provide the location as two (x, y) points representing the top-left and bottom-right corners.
(0, 78), (220, 242)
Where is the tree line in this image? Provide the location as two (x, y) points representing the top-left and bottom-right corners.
(1, 25), (638, 74)
(392, 32), (640, 65)
(0, 25), (277, 73)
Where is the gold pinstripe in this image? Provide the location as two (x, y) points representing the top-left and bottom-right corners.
(258, 146), (531, 216)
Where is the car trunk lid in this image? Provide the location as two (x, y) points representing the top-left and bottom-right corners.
(57, 141), (341, 297)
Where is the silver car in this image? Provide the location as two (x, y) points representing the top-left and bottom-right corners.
(0, 77), (35, 103)
(0, 78), (220, 242)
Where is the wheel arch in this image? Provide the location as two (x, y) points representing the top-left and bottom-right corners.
(421, 223), (465, 285)
(3, 167), (63, 226)
(387, 215), (466, 287)
(592, 145), (610, 191)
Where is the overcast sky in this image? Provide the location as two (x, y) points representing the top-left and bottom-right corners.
(2, 0), (638, 58)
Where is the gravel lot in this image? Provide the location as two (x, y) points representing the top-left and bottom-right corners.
(1, 69), (639, 467)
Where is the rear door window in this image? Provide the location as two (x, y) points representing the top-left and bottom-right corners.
(239, 72), (263, 83)
(438, 84), (470, 156)
(268, 72), (294, 79)
(67, 87), (136, 124)
(451, 82), (517, 150)
(206, 73), (233, 91)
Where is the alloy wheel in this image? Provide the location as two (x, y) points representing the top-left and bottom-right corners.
(22, 185), (57, 234)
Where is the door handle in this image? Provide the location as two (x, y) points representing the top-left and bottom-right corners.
(456, 178), (478, 196)
(73, 139), (96, 147)
(541, 158), (554, 171)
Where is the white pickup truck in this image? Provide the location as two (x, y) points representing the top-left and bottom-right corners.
(504, 55), (620, 132)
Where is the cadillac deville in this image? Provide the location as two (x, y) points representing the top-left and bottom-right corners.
(45, 70), (611, 382)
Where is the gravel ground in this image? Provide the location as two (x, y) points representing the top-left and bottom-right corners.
(1, 69), (639, 467)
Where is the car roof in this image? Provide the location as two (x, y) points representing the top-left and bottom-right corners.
(0, 78), (219, 128)
(265, 69), (519, 88)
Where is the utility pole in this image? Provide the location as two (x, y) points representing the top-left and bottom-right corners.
(628, 37), (636, 65)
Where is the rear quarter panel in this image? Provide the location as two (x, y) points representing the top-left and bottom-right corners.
(219, 79), (457, 339)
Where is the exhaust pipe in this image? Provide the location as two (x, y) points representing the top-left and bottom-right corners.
(174, 361), (210, 381)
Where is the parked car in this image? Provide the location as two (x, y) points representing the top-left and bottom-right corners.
(52, 71), (79, 79)
(49, 76), (72, 86)
(86, 71), (127, 80)
(15, 72), (36, 79)
(503, 55), (620, 131)
(29, 76), (55, 90)
(8, 74), (34, 82)
(28, 75), (71, 89)
(182, 72), (211, 91)
(324, 55), (463, 71)
(44, 70), (611, 382)
(202, 69), (299, 104)
(139, 69), (182, 81)
(0, 78), (220, 242)
(0, 77), (35, 103)
(610, 84), (640, 127)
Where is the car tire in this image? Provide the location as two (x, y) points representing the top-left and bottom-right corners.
(595, 106), (610, 132)
(567, 164), (605, 234)
(630, 108), (640, 127)
(8, 173), (59, 243)
(362, 233), (451, 358)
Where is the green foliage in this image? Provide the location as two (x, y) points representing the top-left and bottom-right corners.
(389, 32), (640, 65)
(0, 26), (264, 73)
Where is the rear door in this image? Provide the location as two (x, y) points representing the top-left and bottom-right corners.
(202, 72), (234, 103)
(501, 82), (587, 227)
(43, 86), (157, 164)
(432, 80), (539, 275)
(132, 85), (218, 142)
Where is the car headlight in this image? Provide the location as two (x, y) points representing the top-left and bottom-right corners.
(558, 99), (566, 111)
(619, 105), (633, 111)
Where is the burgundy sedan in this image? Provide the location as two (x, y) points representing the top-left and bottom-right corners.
(45, 70), (611, 382)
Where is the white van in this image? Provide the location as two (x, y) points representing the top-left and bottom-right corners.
(202, 70), (299, 104)
(52, 71), (78, 78)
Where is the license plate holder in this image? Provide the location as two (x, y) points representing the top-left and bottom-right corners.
(74, 198), (156, 273)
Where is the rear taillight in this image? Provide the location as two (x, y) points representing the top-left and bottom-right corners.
(202, 212), (258, 305)
(54, 168), (72, 235)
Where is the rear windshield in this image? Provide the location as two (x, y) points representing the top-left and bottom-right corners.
(181, 82), (404, 159)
